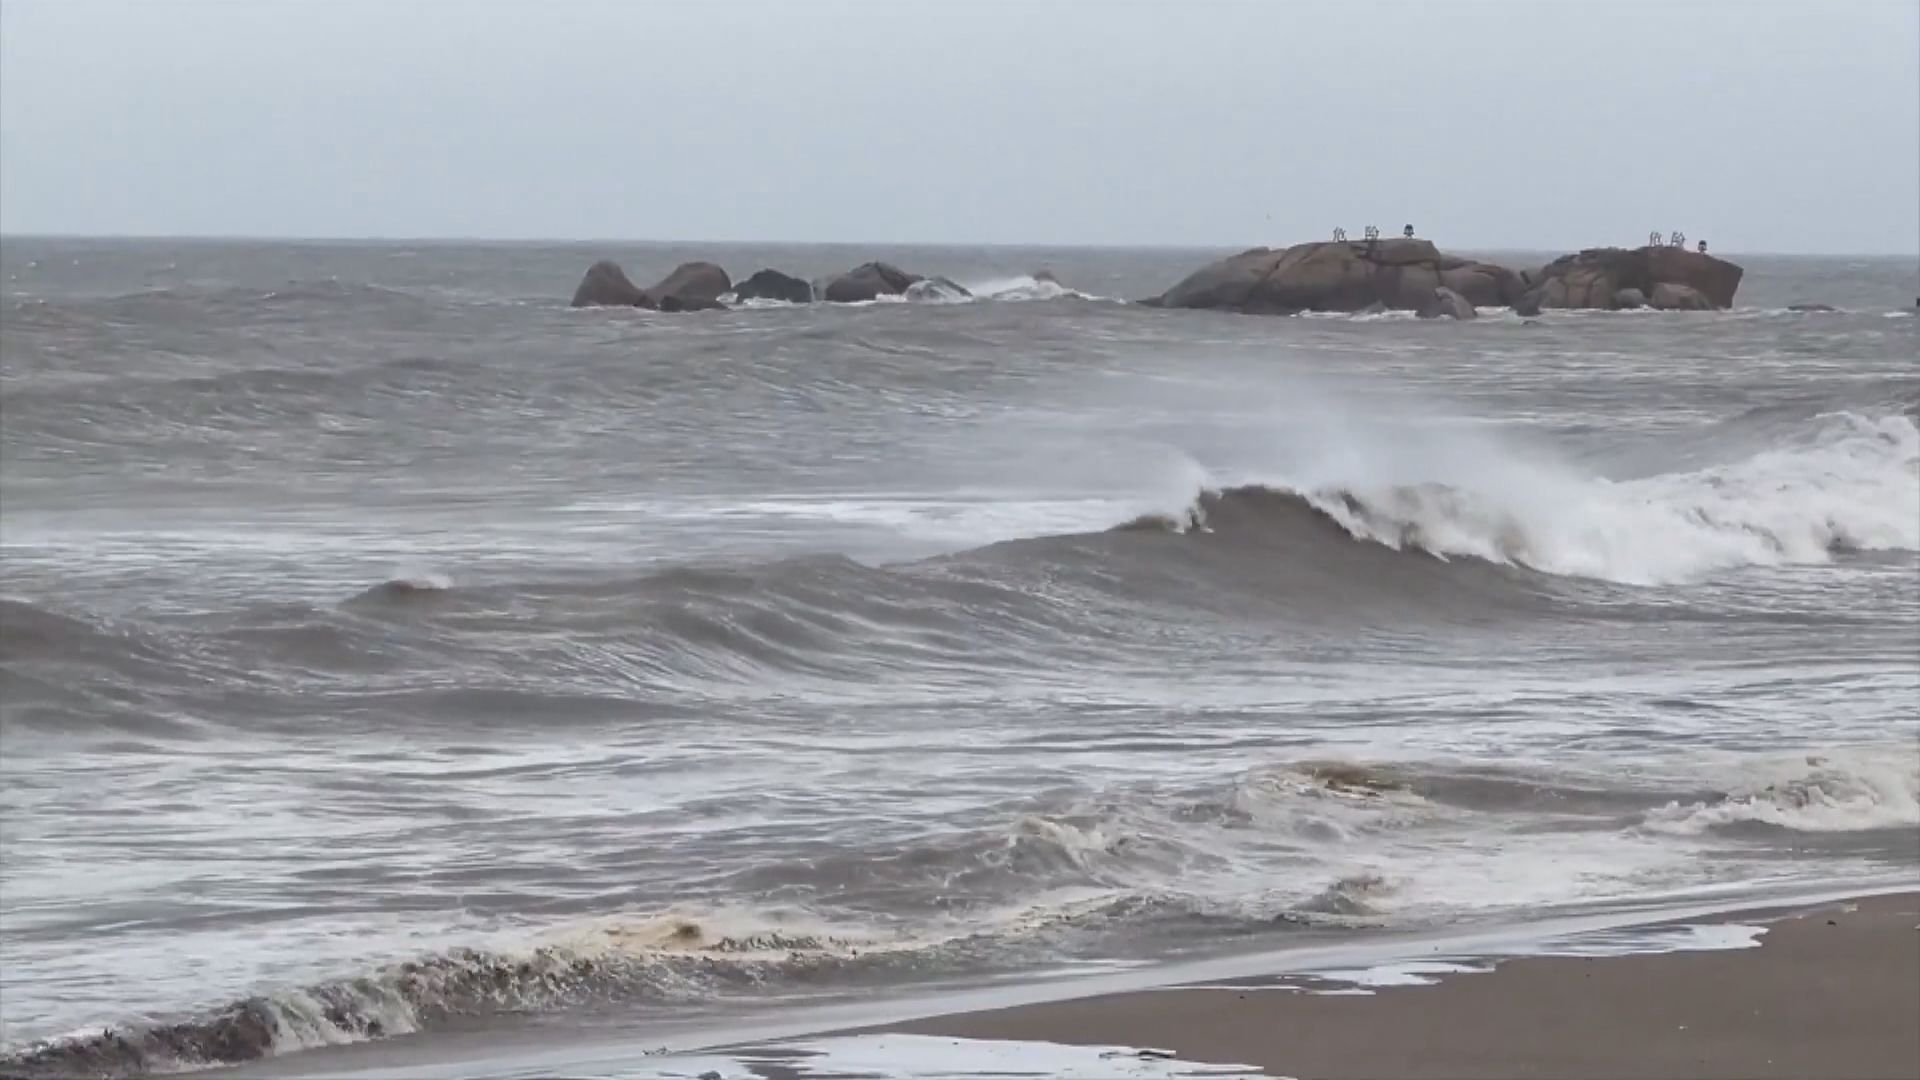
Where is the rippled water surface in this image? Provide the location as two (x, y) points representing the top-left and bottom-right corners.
(2, 239), (1915, 1074)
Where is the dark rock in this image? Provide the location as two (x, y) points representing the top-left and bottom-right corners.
(1417, 287), (1477, 320)
(1787, 303), (1837, 313)
(1645, 245), (1743, 308)
(1650, 282), (1714, 311)
(1526, 246), (1743, 310)
(1153, 239), (1521, 315)
(642, 261), (730, 309)
(570, 260), (649, 307)
(823, 262), (922, 303)
(732, 268), (814, 304)
(1538, 264), (1618, 309)
(1440, 264), (1517, 307)
(1513, 290), (1544, 317)
(1613, 288), (1649, 309)
(570, 260), (734, 310)
(903, 276), (972, 303)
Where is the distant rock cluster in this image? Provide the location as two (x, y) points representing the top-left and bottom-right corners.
(1511, 246), (1742, 315)
(570, 259), (974, 310)
(1143, 239), (1743, 317)
(1143, 239), (1523, 320)
(568, 240), (1746, 316)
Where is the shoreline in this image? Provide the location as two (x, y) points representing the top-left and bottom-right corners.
(216, 884), (1920, 1079)
(876, 891), (1920, 1080)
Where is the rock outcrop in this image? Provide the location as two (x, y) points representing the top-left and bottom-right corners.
(570, 260), (649, 307)
(1519, 246), (1743, 311)
(822, 262), (923, 303)
(1649, 283), (1713, 311)
(1417, 287), (1477, 320)
(1612, 288), (1649, 310)
(644, 262), (731, 309)
(733, 269), (814, 304)
(1152, 239), (1522, 315)
(569, 260), (731, 310)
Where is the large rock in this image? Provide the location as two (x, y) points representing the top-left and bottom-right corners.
(570, 260), (649, 307)
(569, 260), (731, 310)
(1417, 287), (1477, 320)
(1613, 288), (1649, 310)
(1539, 264), (1618, 309)
(733, 269), (814, 304)
(1650, 283), (1714, 311)
(1153, 239), (1523, 315)
(1645, 246), (1742, 308)
(823, 261), (922, 303)
(1518, 246), (1743, 311)
(643, 261), (730, 308)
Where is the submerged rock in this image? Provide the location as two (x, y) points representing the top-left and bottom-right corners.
(659, 294), (726, 313)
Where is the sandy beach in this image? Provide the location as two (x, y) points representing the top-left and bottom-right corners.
(884, 892), (1920, 1080)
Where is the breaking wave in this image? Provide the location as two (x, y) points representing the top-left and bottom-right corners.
(1153, 410), (1917, 586)
(1643, 753), (1920, 835)
(6, 412), (1913, 741)
(0, 759), (1486, 1074)
(4, 745), (1911, 1076)
(963, 273), (1106, 303)
(0, 913), (916, 1077)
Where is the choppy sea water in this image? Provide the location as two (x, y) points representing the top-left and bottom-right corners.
(2, 239), (1916, 1076)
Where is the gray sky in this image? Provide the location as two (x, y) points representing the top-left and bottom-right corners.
(3, 0), (1916, 253)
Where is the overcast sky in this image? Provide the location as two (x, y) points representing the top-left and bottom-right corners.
(3, 0), (1916, 253)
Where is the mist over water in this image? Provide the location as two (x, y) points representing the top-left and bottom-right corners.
(2, 239), (1916, 1075)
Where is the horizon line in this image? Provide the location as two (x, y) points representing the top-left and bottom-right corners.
(2, 231), (1916, 260)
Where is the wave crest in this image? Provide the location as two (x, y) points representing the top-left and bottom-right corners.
(1142, 411), (1917, 585)
(1643, 753), (1920, 835)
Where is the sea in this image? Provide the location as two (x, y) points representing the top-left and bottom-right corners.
(1, 238), (1916, 1078)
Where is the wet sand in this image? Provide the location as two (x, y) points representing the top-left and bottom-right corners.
(887, 892), (1920, 1080)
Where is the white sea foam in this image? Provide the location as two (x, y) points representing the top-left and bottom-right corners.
(1643, 751), (1920, 834)
(1297, 411), (1918, 584)
(1188, 919), (1767, 997)
(963, 274), (1105, 302)
(616, 1034), (1279, 1079)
